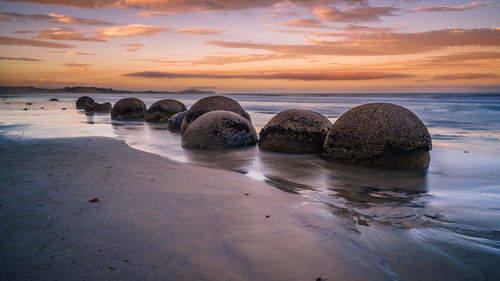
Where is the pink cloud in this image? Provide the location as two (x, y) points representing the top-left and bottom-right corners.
(413, 1), (494, 12)
(175, 27), (224, 36)
(313, 6), (399, 22)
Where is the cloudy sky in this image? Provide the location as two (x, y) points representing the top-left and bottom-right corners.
(0, 0), (499, 93)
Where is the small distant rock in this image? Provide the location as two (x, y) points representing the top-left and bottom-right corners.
(181, 110), (257, 149)
(88, 198), (99, 203)
(25, 102), (32, 105)
(167, 111), (187, 132)
(49, 98), (58, 101)
(22, 108), (28, 110)
(111, 98), (146, 120)
(145, 99), (186, 123)
(62, 108), (66, 110)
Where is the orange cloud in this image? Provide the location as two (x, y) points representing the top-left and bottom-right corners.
(96, 24), (168, 38)
(136, 11), (173, 17)
(123, 70), (412, 81)
(271, 18), (328, 28)
(434, 73), (498, 80)
(0, 56), (42, 61)
(313, 6), (399, 22)
(61, 62), (90, 71)
(413, 1), (493, 12)
(35, 27), (105, 42)
(175, 27), (224, 36)
(207, 28), (500, 56)
(0, 12), (113, 26)
(0, 36), (73, 48)
(65, 51), (95, 55)
(121, 43), (144, 52)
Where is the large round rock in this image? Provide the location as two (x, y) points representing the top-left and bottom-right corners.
(322, 103), (432, 168)
(180, 96), (251, 135)
(259, 109), (332, 154)
(181, 111), (257, 149)
(111, 98), (146, 120)
(76, 96), (94, 109)
(145, 99), (187, 122)
(167, 111), (187, 132)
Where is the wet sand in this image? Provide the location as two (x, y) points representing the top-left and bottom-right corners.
(0, 136), (390, 281)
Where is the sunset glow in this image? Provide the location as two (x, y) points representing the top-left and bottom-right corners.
(1, 0), (499, 93)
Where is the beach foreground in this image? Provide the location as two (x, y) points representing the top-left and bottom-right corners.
(0, 136), (392, 281)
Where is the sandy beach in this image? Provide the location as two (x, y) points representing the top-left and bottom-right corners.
(0, 135), (393, 281)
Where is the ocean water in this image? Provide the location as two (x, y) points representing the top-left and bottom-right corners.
(1, 92), (499, 280)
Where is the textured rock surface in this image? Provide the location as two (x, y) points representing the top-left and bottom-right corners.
(259, 109), (332, 154)
(181, 111), (257, 149)
(180, 96), (251, 135)
(167, 111), (187, 132)
(111, 98), (146, 120)
(145, 99), (187, 122)
(322, 103), (432, 168)
(76, 96), (94, 109)
(84, 101), (111, 112)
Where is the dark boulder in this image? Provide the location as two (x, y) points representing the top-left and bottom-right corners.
(322, 103), (432, 168)
(84, 101), (111, 112)
(76, 96), (94, 109)
(180, 96), (251, 135)
(181, 111), (257, 149)
(167, 111), (187, 132)
(145, 99), (187, 122)
(111, 98), (146, 120)
(259, 109), (332, 154)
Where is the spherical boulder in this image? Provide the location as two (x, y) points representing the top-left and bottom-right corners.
(76, 96), (94, 109)
(180, 96), (251, 135)
(322, 103), (432, 168)
(181, 110), (257, 149)
(84, 101), (111, 112)
(167, 111), (187, 132)
(259, 109), (332, 154)
(111, 98), (146, 120)
(145, 99), (187, 122)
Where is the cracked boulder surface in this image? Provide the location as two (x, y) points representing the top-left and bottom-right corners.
(180, 96), (251, 135)
(181, 110), (257, 149)
(259, 109), (332, 154)
(111, 98), (147, 120)
(145, 99), (187, 123)
(322, 103), (432, 168)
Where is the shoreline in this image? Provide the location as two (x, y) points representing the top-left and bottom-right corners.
(0, 135), (390, 280)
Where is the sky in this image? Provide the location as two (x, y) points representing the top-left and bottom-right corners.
(0, 0), (499, 93)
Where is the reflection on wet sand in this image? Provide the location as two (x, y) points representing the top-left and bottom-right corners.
(183, 146), (258, 174)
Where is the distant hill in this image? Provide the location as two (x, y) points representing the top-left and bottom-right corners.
(0, 86), (215, 95)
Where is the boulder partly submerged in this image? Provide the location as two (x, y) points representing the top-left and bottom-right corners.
(181, 110), (257, 149)
(259, 109), (332, 154)
(111, 98), (146, 120)
(145, 99), (187, 122)
(322, 103), (432, 168)
(180, 96), (251, 135)
(167, 111), (187, 132)
(84, 101), (112, 112)
(76, 96), (94, 109)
